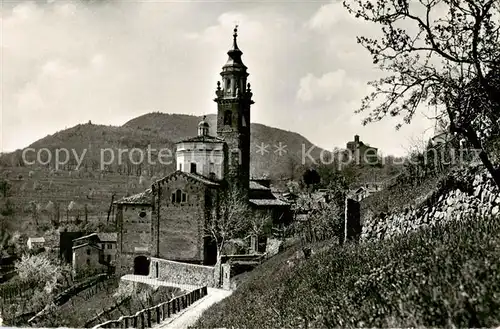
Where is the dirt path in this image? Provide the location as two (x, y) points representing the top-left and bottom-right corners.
(121, 275), (232, 329)
(154, 288), (232, 328)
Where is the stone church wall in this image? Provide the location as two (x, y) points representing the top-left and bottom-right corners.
(150, 258), (215, 287)
(362, 165), (500, 241)
(153, 176), (214, 262)
(117, 204), (152, 254)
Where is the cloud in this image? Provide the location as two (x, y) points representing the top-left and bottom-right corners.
(297, 70), (366, 102)
(2, 0), (433, 157)
(305, 1), (356, 31)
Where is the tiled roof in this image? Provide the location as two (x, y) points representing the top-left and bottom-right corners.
(182, 172), (220, 186)
(73, 233), (97, 242)
(73, 232), (117, 243)
(97, 232), (117, 242)
(157, 171), (220, 187)
(296, 214), (309, 222)
(115, 188), (153, 205)
(176, 135), (224, 143)
(72, 242), (102, 251)
(249, 181), (270, 191)
(28, 237), (45, 243)
(249, 199), (289, 206)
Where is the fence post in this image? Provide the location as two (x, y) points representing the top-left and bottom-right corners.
(147, 309), (152, 327)
(156, 306), (161, 323)
(133, 315), (138, 328)
(167, 301), (171, 317)
(124, 317), (129, 328)
(140, 313), (145, 329)
(162, 303), (166, 320)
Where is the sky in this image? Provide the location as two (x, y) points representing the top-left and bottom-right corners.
(1, 0), (436, 157)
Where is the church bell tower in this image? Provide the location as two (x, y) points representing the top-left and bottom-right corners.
(215, 26), (254, 193)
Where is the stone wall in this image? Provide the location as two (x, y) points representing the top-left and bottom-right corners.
(152, 175), (214, 263)
(362, 165), (500, 241)
(150, 258), (215, 287)
(118, 204), (152, 255)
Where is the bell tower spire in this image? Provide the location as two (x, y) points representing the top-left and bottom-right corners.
(214, 26), (254, 195)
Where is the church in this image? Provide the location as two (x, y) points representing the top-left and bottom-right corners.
(114, 27), (291, 275)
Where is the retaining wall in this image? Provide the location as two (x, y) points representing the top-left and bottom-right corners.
(149, 258), (215, 287)
(362, 165), (500, 241)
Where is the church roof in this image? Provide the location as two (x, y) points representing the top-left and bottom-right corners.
(157, 170), (220, 187)
(176, 135), (224, 144)
(223, 26), (247, 70)
(115, 188), (153, 205)
(115, 172), (219, 206)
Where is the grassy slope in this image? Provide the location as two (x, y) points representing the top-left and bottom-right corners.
(195, 213), (500, 328)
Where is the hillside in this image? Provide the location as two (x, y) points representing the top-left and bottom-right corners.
(123, 112), (325, 178)
(1, 112), (325, 179)
(0, 112), (327, 237)
(196, 211), (500, 328)
(194, 165), (500, 327)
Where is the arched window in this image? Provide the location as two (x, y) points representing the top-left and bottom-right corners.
(224, 110), (232, 126)
(172, 189), (188, 204)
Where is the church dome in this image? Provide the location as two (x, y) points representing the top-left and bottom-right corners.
(198, 116), (210, 136)
(198, 119), (210, 128)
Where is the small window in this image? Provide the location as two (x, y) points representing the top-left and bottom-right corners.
(108, 244), (112, 249)
(139, 211), (146, 218)
(86, 249), (90, 255)
(179, 163), (183, 171)
(182, 193), (187, 203)
(224, 110), (232, 126)
(107, 255), (111, 263)
(176, 189), (182, 203)
(190, 163), (197, 174)
(171, 193), (176, 203)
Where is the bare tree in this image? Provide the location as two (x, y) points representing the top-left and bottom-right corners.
(344, 0), (500, 187)
(207, 186), (250, 263)
(248, 211), (271, 238)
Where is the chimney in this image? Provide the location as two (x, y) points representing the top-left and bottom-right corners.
(354, 135), (360, 143)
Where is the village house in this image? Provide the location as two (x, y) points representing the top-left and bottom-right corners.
(349, 182), (384, 202)
(345, 135), (378, 165)
(114, 27), (291, 277)
(71, 233), (117, 275)
(27, 237), (45, 250)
